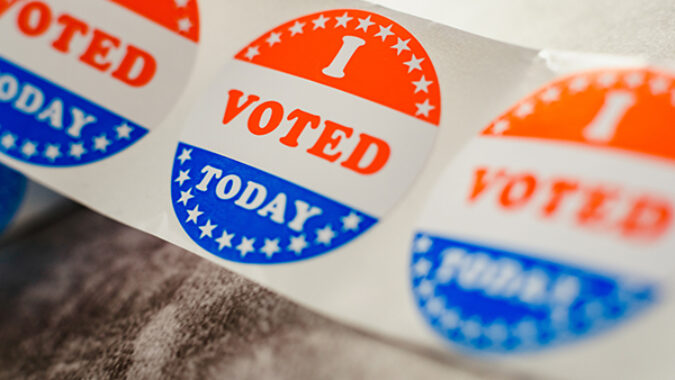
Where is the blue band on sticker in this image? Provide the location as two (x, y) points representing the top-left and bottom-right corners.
(0, 55), (147, 166)
(410, 233), (657, 354)
(171, 142), (377, 264)
(0, 164), (26, 233)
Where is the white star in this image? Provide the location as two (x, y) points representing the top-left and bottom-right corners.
(177, 148), (192, 165)
(414, 236), (433, 253)
(236, 237), (256, 257)
(597, 72), (617, 88)
(315, 225), (336, 245)
(649, 77), (669, 95)
(288, 21), (305, 36)
(312, 14), (329, 30)
(624, 72), (645, 88)
(416, 280), (434, 298)
(288, 235), (308, 255)
(355, 15), (375, 32)
(415, 99), (435, 117)
(485, 320), (508, 343)
(69, 143), (86, 159)
(425, 297), (444, 316)
(215, 230), (235, 250)
(569, 76), (589, 93)
(514, 319), (537, 340)
(413, 258), (432, 277)
(21, 141), (37, 158)
(341, 212), (362, 231)
(261, 238), (281, 258)
(374, 24), (394, 41)
(198, 219), (217, 239)
(403, 54), (424, 73)
(461, 319), (483, 339)
(334, 12), (352, 28)
(174, 169), (191, 186)
(440, 309), (460, 329)
(266, 32), (282, 46)
(491, 120), (510, 134)
(540, 87), (560, 102)
(391, 37), (410, 55)
(176, 187), (194, 206)
(412, 75), (433, 93)
(93, 134), (111, 152)
(177, 17), (192, 32)
(116, 122), (133, 140)
(514, 102), (534, 118)
(185, 204), (203, 224)
(244, 46), (260, 61)
(44, 144), (61, 161)
(1, 132), (16, 149)
(174, 0), (189, 7)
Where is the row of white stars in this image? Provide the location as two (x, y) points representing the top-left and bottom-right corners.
(416, 281), (618, 344)
(410, 237), (623, 342)
(173, 147), (363, 258)
(180, 200), (362, 258)
(413, 274), (595, 344)
(490, 72), (675, 135)
(174, 0), (194, 33)
(0, 122), (133, 161)
(422, 295), (542, 344)
(242, 12), (436, 119)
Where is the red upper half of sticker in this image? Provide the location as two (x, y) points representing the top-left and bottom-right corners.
(235, 9), (441, 126)
(1, 0), (199, 42)
(481, 68), (675, 162)
(108, 0), (199, 42)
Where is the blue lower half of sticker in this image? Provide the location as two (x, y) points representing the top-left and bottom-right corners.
(410, 232), (657, 354)
(171, 142), (378, 264)
(0, 164), (26, 233)
(0, 55), (147, 167)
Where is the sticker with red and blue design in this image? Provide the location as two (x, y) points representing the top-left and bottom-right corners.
(0, 163), (26, 233)
(411, 67), (675, 353)
(171, 9), (441, 264)
(0, 0), (200, 166)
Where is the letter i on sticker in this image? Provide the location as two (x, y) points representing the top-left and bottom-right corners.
(172, 9), (441, 264)
(410, 68), (675, 354)
(0, 0), (200, 166)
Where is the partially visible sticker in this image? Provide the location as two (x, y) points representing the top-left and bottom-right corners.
(0, 0), (200, 166)
(171, 9), (441, 264)
(0, 163), (26, 233)
(411, 68), (675, 353)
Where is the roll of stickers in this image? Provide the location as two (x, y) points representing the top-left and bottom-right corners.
(0, 0), (673, 378)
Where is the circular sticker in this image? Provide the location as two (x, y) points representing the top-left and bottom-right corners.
(0, 163), (26, 233)
(0, 0), (200, 166)
(172, 9), (441, 264)
(410, 68), (675, 353)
